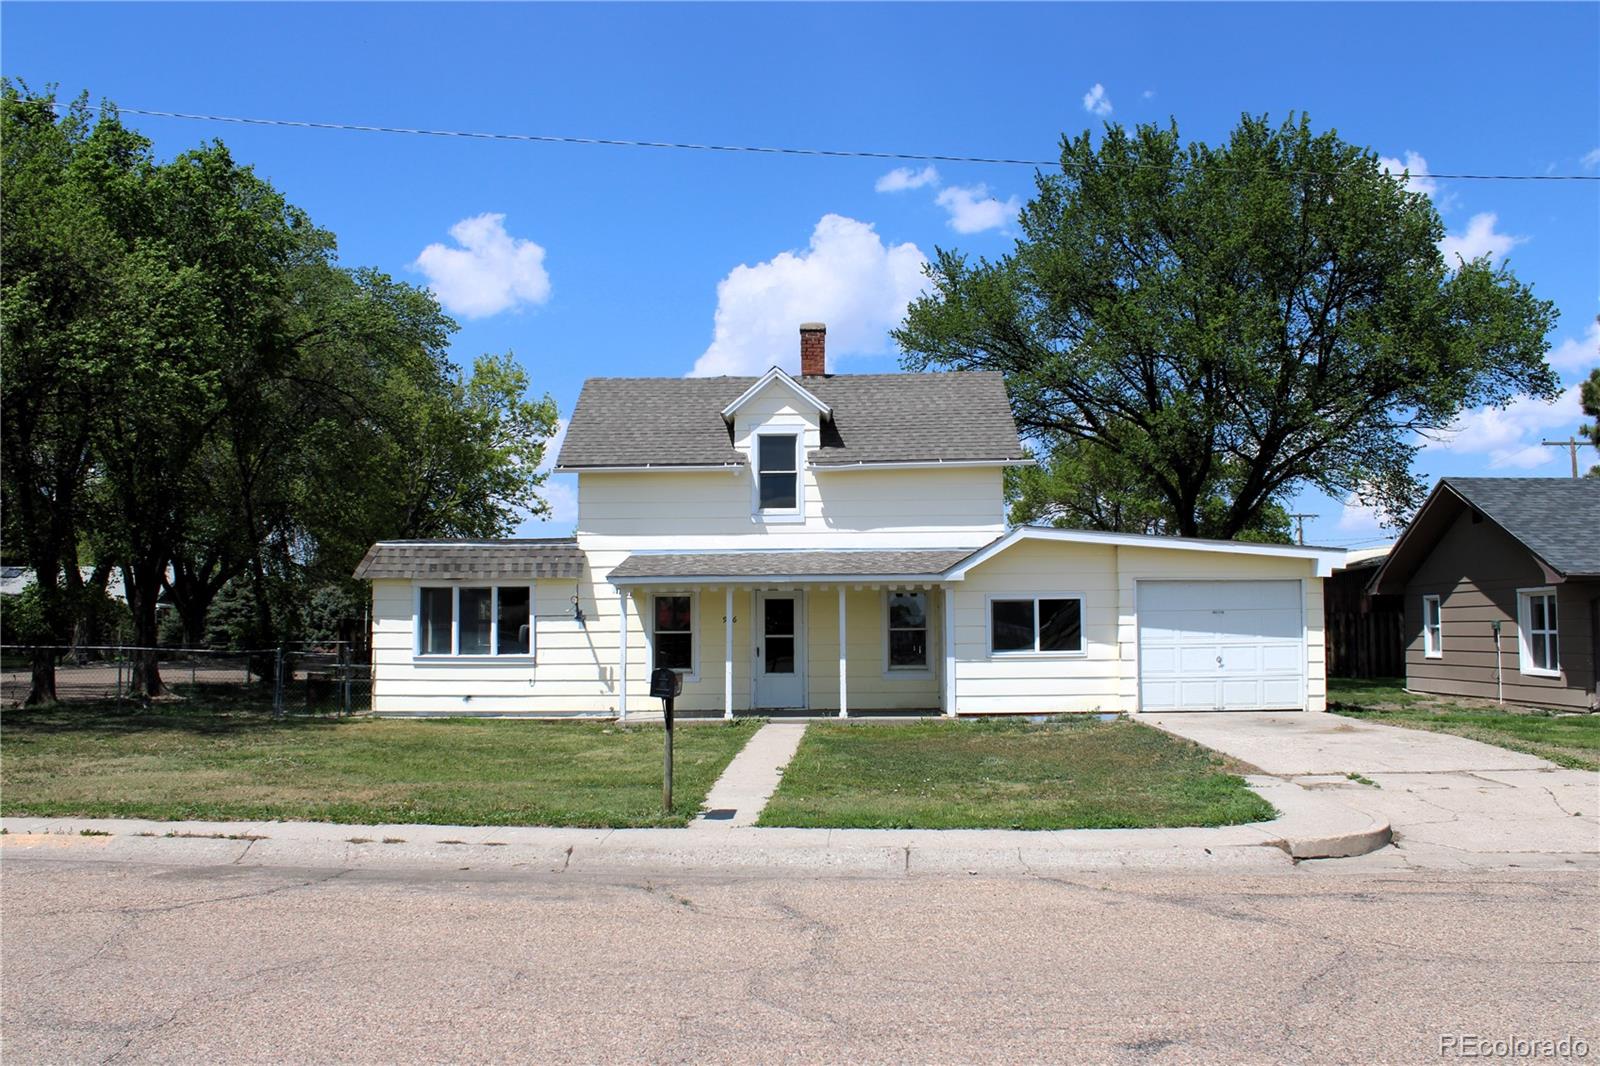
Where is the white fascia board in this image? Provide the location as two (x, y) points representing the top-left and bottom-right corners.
(811, 458), (1036, 472)
(609, 572), (956, 587)
(555, 463), (743, 474)
(942, 526), (1347, 578)
(719, 366), (832, 421)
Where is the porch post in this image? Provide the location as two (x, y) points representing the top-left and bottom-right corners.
(724, 586), (734, 720)
(838, 586), (849, 718)
(617, 588), (629, 722)
(943, 585), (957, 717)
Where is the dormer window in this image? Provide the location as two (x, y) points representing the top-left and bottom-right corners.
(756, 432), (800, 513)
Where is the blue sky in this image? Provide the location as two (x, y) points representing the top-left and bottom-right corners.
(5, 2), (1597, 546)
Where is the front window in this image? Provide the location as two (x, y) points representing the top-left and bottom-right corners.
(887, 591), (928, 670)
(757, 434), (799, 512)
(417, 586), (535, 656)
(990, 596), (1083, 655)
(1422, 595), (1442, 659)
(1517, 588), (1559, 677)
(654, 594), (694, 673)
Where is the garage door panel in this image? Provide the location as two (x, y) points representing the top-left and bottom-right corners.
(1138, 580), (1305, 712)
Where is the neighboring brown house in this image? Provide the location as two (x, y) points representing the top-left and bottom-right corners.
(1369, 478), (1600, 711)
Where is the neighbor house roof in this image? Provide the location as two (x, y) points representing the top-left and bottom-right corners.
(353, 539), (585, 581)
(1368, 477), (1600, 594)
(607, 549), (977, 585)
(554, 372), (1028, 470)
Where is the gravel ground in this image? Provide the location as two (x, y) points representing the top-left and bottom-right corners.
(3, 854), (1595, 1064)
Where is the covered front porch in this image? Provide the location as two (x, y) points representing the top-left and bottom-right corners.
(608, 550), (967, 720)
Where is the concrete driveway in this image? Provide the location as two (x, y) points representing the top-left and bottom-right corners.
(1140, 711), (1599, 867)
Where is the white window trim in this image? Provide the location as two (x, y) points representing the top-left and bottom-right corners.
(882, 589), (934, 678)
(1422, 594), (1443, 659)
(413, 583), (537, 661)
(985, 593), (1087, 658)
(1515, 586), (1560, 679)
(750, 427), (806, 524)
(647, 590), (700, 683)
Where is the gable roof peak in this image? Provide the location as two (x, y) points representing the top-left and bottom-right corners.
(718, 365), (833, 423)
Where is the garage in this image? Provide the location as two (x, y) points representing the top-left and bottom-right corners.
(1137, 580), (1306, 712)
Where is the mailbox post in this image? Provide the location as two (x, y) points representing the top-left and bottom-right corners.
(650, 667), (683, 812)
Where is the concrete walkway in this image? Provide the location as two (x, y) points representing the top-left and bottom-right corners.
(1140, 711), (1599, 869)
(691, 722), (807, 829)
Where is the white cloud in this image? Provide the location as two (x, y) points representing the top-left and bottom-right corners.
(1337, 496), (1396, 535)
(1582, 147), (1600, 170)
(1548, 317), (1600, 373)
(935, 184), (1022, 234)
(412, 213), (551, 319)
(1082, 83), (1113, 117)
(875, 165), (940, 193)
(1438, 212), (1525, 269)
(1378, 150), (1438, 199)
(1422, 384), (1584, 470)
(1142, 89), (1156, 100)
(689, 215), (929, 378)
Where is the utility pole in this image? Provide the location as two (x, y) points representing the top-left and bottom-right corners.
(1289, 513), (1317, 546)
(1539, 437), (1589, 478)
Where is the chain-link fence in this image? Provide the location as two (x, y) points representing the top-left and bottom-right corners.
(0, 644), (371, 714)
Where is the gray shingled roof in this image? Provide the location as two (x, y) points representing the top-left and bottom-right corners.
(607, 549), (977, 583)
(555, 372), (1026, 469)
(353, 539), (584, 580)
(1443, 478), (1600, 576)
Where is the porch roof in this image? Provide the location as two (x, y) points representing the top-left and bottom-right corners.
(606, 548), (975, 586)
(354, 539), (585, 581)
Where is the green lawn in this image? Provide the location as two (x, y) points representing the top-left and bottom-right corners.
(0, 705), (757, 827)
(1328, 678), (1600, 771)
(757, 717), (1274, 830)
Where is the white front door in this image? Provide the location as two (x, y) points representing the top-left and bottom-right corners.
(1137, 580), (1305, 711)
(753, 591), (805, 709)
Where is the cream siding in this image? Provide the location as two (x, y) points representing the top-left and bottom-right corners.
(946, 540), (1328, 715)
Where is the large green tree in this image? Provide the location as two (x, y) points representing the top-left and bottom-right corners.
(2, 84), (558, 699)
(1, 88), (134, 701)
(896, 114), (1559, 538)
(1581, 365), (1600, 479)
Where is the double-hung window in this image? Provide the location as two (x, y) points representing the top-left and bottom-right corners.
(653, 594), (695, 676)
(1517, 587), (1560, 677)
(989, 596), (1083, 655)
(886, 591), (929, 672)
(1422, 595), (1443, 659)
(417, 586), (534, 657)
(755, 433), (800, 516)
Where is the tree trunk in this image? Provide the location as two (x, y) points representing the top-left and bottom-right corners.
(25, 647), (58, 706)
(123, 559), (166, 699)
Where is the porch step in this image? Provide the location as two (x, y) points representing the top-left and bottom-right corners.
(690, 722), (808, 829)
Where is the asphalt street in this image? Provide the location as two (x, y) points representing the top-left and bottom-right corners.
(3, 854), (1596, 1064)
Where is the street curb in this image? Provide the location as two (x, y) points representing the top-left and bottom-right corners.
(0, 781), (1391, 873)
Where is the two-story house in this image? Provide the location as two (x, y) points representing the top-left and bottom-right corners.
(355, 324), (1342, 718)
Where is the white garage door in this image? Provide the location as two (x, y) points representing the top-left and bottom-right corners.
(1137, 581), (1305, 712)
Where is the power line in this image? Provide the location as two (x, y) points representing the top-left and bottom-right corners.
(104, 106), (1600, 182)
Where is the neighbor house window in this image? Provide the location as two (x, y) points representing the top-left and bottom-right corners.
(653, 594), (694, 674)
(756, 433), (799, 513)
(1422, 595), (1442, 659)
(886, 591), (929, 671)
(416, 586), (535, 657)
(1517, 588), (1559, 677)
(989, 596), (1083, 655)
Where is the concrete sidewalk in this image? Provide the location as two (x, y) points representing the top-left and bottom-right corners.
(0, 777), (1389, 876)
(1141, 711), (1600, 870)
(692, 721), (806, 828)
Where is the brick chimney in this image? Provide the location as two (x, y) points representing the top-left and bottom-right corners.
(799, 322), (827, 376)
